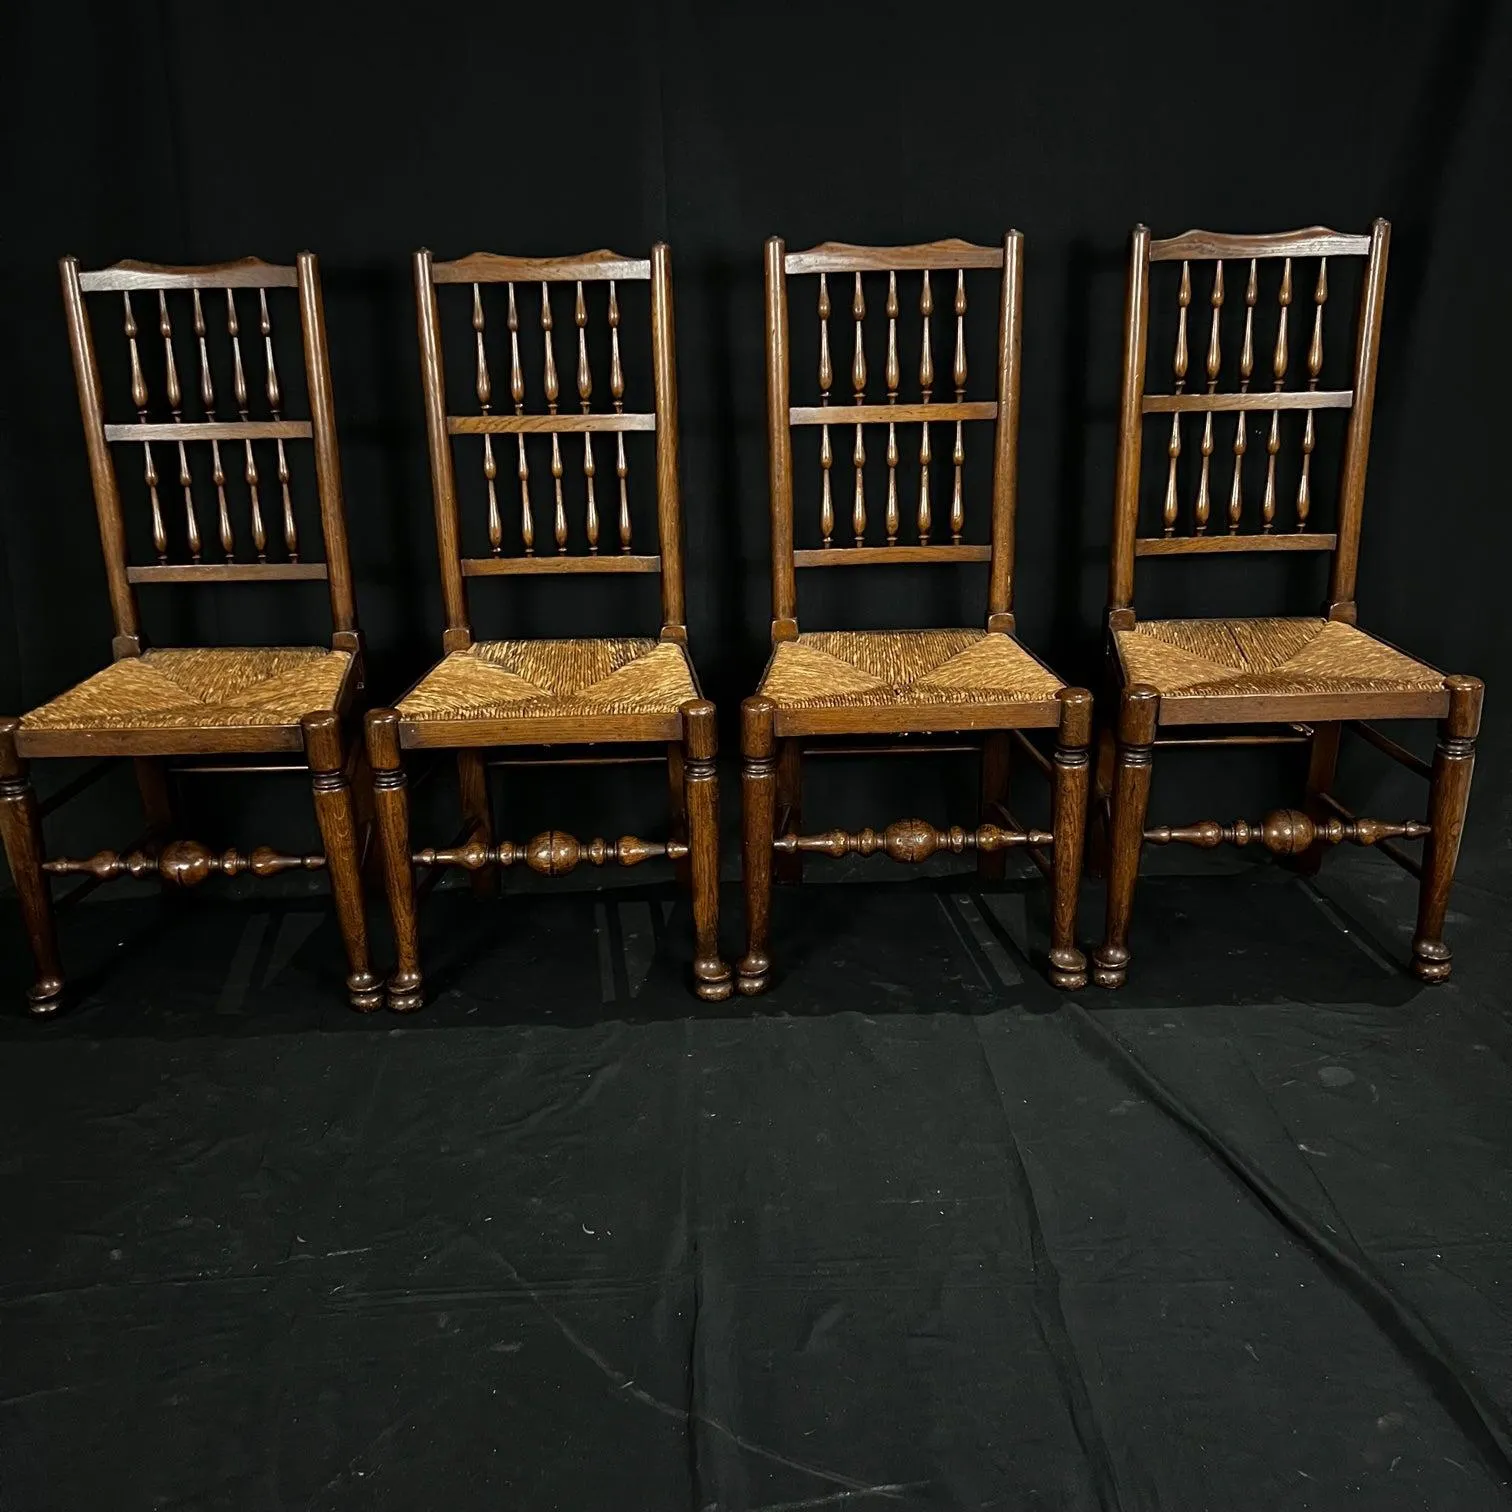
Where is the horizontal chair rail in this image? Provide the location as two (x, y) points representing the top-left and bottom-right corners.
(447, 413), (656, 435)
(412, 830), (683, 873)
(775, 818), (1055, 862)
(789, 401), (998, 426)
(103, 420), (313, 442)
(785, 240), (1005, 273)
(460, 554), (661, 576)
(794, 545), (991, 567)
(1135, 533), (1337, 556)
(126, 563), (329, 583)
(1149, 228), (1372, 261)
(430, 250), (651, 284)
(78, 258), (297, 291)
(1144, 806), (1429, 855)
(1141, 391), (1353, 414)
(44, 840), (325, 884)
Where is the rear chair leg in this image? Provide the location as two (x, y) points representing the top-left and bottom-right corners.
(737, 696), (776, 996)
(456, 750), (499, 899)
(1092, 684), (1159, 989)
(977, 731), (1012, 882)
(365, 709), (423, 1013)
(1048, 690), (1092, 989)
(303, 713), (383, 1012)
(774, 739), (804, 884)
(1412, 676), (1483, 983)
(0, 718), (64, 1014)
(681, 700), (733, 1002)
(1294, 721), (1342, 876)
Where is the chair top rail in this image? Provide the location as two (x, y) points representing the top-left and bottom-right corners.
(429, 249), (652, 284)
(1149, 227), (1373, 263)
(77, 256), (299, 291)
(784, 238), (1006, 274)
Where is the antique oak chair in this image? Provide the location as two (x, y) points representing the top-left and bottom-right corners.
(1093, 220), (1482, 987)
(739, 235), (1093, 994)
(0, 253), (378, 1014)
(364, 243), (731, 1011)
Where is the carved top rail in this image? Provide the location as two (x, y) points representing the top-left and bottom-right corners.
(414, 244), (686, 640)
(429, 249), (652, 285)
(60, 252), (357, 645)
(77, 256), (299, 292)
(784, 238), (1006, 273)
(1148, 227), (1373, 262)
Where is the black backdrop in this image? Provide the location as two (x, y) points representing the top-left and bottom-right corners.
(3, 0), (1510, 875)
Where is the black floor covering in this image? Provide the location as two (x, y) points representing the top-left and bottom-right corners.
(2, 851), (1510, 1510)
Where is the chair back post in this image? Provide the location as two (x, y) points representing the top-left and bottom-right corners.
(1108, 225), (1151, 632)
(986, 229), (1024, 633)
(297, 251), (359, 647)
(1327, 216), (1391, 624)
(59, 255), (143, 658)
(764, 237), (799, 642)
(414, 249), (472, 653)
(649, 242), (687, 642)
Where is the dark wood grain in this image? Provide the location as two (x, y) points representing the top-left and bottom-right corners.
(0, 720), (64, 1013)
(682, 699), (733, 1001)
(302, 712), (381, 1010)
(1091, 684), (1158, 989)
(1412, 676), (1482, 981)
(738, 696), (777, 995)
(365, 709), (423, 1013)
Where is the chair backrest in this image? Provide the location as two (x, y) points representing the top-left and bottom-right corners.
(1107, 220), (1390, 631)
(412, 244), (687, 654)
(59, 253), (359, 659)
(763, 235), (1025, 642)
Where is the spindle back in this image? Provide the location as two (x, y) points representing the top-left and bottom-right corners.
(763, 235), (1025, 641)
(59, 253), (359, 660)
(1107, 220), (1390, 630)
(414, 244), (687, 654)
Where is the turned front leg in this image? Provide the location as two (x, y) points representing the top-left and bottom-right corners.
(1049, 690), (1092, 990)
(681, 699), (733, 1002)
(0, 718), (63, 1014)
(1413, 675), (1483, 983)
(738, 696), (777, 996)
(1092, 684), (1159, 990)
(303, 712), (383, 1012)
(365, 709), (423, 1013)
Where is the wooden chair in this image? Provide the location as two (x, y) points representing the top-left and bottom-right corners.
(0, 253), (378, 1014)
(364, 244), (731, 1011)
(738, 235), (1093, 994)
(1093, 221), (1483, 987)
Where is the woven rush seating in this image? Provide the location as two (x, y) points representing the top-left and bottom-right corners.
(17, 647), (353, 755)
(397, 638), (697, 744)
(759, 629), (1065, 732)
(1114, 618), (1447, 722)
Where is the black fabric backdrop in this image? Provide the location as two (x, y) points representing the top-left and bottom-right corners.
(2, 0), (1511, 856)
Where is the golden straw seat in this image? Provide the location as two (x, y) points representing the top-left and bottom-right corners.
(1, 253), (379, 1016)
(738, 233), (1094, 996)
(396, 637), (696, 742)
(1113, 617), (1446, 722)
(1093, 221), (1483, 989)
(759, 629), (1064, 730)
(364, 243), (731, 1012)
(19, 647), (353, 754)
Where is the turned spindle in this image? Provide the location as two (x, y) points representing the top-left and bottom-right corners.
(918, 269), (934, 543)
(1163, 260), (1190, 535)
